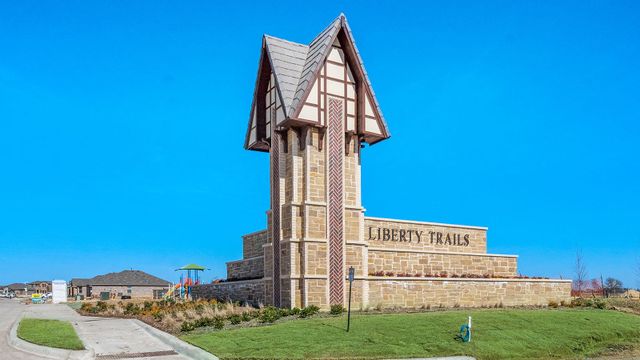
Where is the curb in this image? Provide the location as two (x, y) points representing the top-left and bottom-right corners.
(7, 316), (93, 360)
(133, 319), (219, 360)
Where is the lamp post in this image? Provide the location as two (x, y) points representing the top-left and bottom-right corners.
(347, 266), (355, 332)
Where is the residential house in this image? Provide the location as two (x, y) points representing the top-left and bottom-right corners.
(68, 278), (92, 298)
(69, 270), (170, 300)
(27, 281), (52, 294)
(7, 283), (30, 297)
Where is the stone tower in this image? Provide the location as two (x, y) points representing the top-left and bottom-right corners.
(244, 14), (390, 308)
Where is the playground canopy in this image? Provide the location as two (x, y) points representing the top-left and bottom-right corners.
(176, 264), (207, 271)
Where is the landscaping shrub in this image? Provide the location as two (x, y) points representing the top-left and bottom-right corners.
(95, 301), (108, 312)
(330, 304), (345, 315)
(228, 314), (242, 325)
(260, 307), (281, 323)
(124, 302), (141, 316)
(213, 316), (225, 330)
(80, 303), (95, 313)
(299, 305), (320, 318)
(278, 308), (292, 317)
(143, 301), (153, 311)
(151, 310), (164, 321)
(290, 307), (301, 315)
(241, 312), (252, 322)
(548, 301), (559, 308)
(181, 321), (195, 332)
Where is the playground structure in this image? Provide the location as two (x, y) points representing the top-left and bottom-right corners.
(165, 264), (207, 300)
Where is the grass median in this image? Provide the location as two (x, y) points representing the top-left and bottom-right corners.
(17, 318), (84, 350)
(182, 308), (640, 359)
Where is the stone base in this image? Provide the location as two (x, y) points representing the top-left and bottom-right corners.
(191, 279), (265, 306)
(190, 277), (571, 309)
(366, 277), (572, 309)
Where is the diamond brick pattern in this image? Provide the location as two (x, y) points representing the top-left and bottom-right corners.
(271, 131), (281, 307)
(328, 97), (344, 305)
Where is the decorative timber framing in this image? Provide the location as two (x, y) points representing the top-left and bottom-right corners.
(244, 13), (390, 152)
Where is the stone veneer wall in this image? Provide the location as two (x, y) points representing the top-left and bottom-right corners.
(366, 278), (572, 308)
(226, 257), (264, 280)
(243, 230), (268, 259)
(368, 250), (517, 277)
(191, 279), (265, 306)
(189, 278), (571, 309)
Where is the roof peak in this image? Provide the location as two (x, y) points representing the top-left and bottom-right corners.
(263, 34), (307, 48)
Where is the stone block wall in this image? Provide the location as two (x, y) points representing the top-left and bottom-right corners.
(243, 230), (267, 259)
(226, 257), (264, 280)
(367, 278), (572, 309)
(191, 279), (265, 306)
(368, 250), (517, 277)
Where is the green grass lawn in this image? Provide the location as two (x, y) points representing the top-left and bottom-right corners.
(17, 318), (84, 350)
(182, 309), (640, 360)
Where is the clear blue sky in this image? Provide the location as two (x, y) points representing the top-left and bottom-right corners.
(1, 1), (638, 288)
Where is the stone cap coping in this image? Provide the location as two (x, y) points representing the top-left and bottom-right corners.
(241, 229), (268, 238)
(368, 247), (518, 258)
(366, 216), (488, 231)
(362, 276), (572, 283)
(207, 278), (265, 285)
(226, 256), (264, 265)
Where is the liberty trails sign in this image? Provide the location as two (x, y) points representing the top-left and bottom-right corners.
(368, 226), (471, 247)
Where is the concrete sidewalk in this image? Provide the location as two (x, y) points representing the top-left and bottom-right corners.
(5, 300), (216, 360)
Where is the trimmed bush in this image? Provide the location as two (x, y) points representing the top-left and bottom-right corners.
(181, 321), (195, 332)
(260, 307), (281, 323)
(299, 305), (320, 318)
(330, 304), (344, 315)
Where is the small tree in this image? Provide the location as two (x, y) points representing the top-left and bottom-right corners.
(573, 250), (588, 295)
(590, 278), (603, 297)
(604, 277), (623, 296)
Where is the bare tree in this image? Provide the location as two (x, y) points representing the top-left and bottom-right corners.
(574, 250), (588, 295)
(604, 277), (624, 296)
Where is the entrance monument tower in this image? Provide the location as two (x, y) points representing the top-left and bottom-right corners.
(244, 14), (389, 308)
(192, 14), (572, 310)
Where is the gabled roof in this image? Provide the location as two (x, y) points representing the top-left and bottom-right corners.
(89, 270), (170, 287)
(263, 35), (308, 117)
(7, 283), (27, 290)
(70, 278), (91, 286)
(246, 13), (390, 150)
(287, 16), (341, 116)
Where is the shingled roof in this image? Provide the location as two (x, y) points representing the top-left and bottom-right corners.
(246, 13), (390, 150)
(89, 270), (170, 286)
(263, 35), (308, 117)
(72, 270), (170, 287)
(286, 16), (341, 116)
(70, 278), (91, 286)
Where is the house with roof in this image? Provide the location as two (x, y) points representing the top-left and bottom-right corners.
(68, 270), (171, 300)
(27, 280), (52, 294)
(68, 278), (92, 298)
(6, 283), (32, 297)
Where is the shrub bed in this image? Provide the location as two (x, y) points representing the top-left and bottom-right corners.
(76, 299), (324, 334)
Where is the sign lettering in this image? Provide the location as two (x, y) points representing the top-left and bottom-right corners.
(368, 226), (470, 247)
